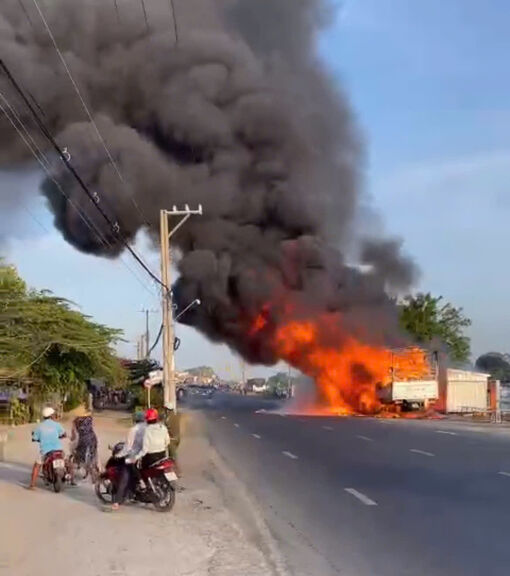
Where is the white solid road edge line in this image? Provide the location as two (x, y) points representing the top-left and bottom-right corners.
(410, 448), (435, 457)
(345, 488), (378, 506)
(282, 451), (298, 460)
(252, 434), (261, 439)
(435, 430), (457, 436)
(498, 471), (510, 477)
(357, 435), (374, 442)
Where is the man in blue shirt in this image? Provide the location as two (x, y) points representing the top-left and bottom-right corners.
(29, 406), (67, 489)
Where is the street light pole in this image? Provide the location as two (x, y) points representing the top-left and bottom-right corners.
(160, 205), (203, 410)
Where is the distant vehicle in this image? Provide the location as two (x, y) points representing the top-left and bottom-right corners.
(186, 384), (215, 398)
(247, 378), (267, 394)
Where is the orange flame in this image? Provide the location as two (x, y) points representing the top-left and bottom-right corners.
(251, 308), (430, 415)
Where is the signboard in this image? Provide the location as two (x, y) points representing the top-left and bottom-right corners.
(144, 370), (163, 389)
(392, 380), (438, 402)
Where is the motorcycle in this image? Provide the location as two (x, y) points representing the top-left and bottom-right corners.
(95, 442), (177, 512)
(42, 450), (67, 493)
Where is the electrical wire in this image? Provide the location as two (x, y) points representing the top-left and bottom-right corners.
(4, 342), (53, 378)
(113, 0), (120, 23)
(168, 0), (179, 45)
(0, 59), (169, 295)
(30, 0), (154, 235)
(140, 0), (149, 31)
(148, 323), (163, 355)
(16, 0), (34, 30)
(0, 88), (159, 300)
(22, 204), (51, 234)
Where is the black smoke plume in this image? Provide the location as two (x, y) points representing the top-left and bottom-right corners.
(0, 0), (416, 365)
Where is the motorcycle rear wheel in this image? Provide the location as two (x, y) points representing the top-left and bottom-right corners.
(152, 477), (176, 512)
(95, 478), (113, 504)
(53, 476), (62, 493)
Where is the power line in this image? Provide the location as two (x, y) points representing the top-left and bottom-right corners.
(168, 0), (179, 45)
(148, 323), (163, 356)
(140, 0), (149, 32)
(113, 0), (120, 23)
(16, 0), (34, 30)
(30, 0), (153, 235)
(0, 59), (169, 294)
(0, 88), (160, 300)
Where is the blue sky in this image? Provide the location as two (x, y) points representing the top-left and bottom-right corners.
(3, 0), (510, 375)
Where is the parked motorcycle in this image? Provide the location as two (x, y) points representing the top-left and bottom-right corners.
(42, 450), (67, 493)
(95, 442), (177, 512)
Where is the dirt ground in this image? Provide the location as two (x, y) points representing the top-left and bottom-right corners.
(0, 411), (276, 576)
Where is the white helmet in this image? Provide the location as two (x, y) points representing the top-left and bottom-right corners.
(164, 402), (174, 411)
(42, 406), (55, 419)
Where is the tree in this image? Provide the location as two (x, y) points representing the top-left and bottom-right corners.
(267, 372), (294, 397)
(185, 366), (217, 380)
(475, 353), (510, 381)
(399, 293), (471, 364)
(0, 261), (125, 402)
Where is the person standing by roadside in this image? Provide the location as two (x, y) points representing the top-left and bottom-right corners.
(163, 402), (182, 477)
(70, 406), (98, 482)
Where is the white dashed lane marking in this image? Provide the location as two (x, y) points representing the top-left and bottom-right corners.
(234, 423), (240, 428)
(410, 448), (435, 457)
(435, 430), (457, 436)
(252, 434), (261, 440)
(498, 471), (510, 478)
(322, 426), (334, 431)
(345, 488), (378, 506)
(282, 451), (299, 460)
(357, 435), (374, 442)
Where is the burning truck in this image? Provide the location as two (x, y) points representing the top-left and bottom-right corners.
(376, 349), (439, 413)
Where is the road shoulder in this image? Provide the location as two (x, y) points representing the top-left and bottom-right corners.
(0, 411), (278, 576)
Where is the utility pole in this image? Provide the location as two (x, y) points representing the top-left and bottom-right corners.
(240, 359), (246, 395)
(140, 308), (157, 358)
(160, 204), (203, 410)
(139, 334), (146, 359)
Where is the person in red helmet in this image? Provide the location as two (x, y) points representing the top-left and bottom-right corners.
(131, 408), (170, 469)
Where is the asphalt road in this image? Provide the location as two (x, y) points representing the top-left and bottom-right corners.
(195, 393), (510, 576)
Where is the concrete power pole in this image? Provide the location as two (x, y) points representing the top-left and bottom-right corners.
(160, 205), (203, 410)
(140, 308), (157, 358)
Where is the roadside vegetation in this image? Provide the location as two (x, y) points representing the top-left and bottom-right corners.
(399, 293), (472, 364)
(0, 260), (125, 420)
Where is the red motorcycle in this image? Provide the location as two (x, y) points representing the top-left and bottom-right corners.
(42, 450), (67, 493)
(95, 442), (177, 512)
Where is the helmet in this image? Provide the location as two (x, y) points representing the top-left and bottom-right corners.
(42, 406), (55, 419)
(145, 408), (159, 423)
(134, 411), (145, 423)
(164, 402), (174, 411)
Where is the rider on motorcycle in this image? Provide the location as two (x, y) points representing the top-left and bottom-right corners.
(111, 411), (148, 510)
(29, 406), (67, 490)
(135, 408), (171, 469)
